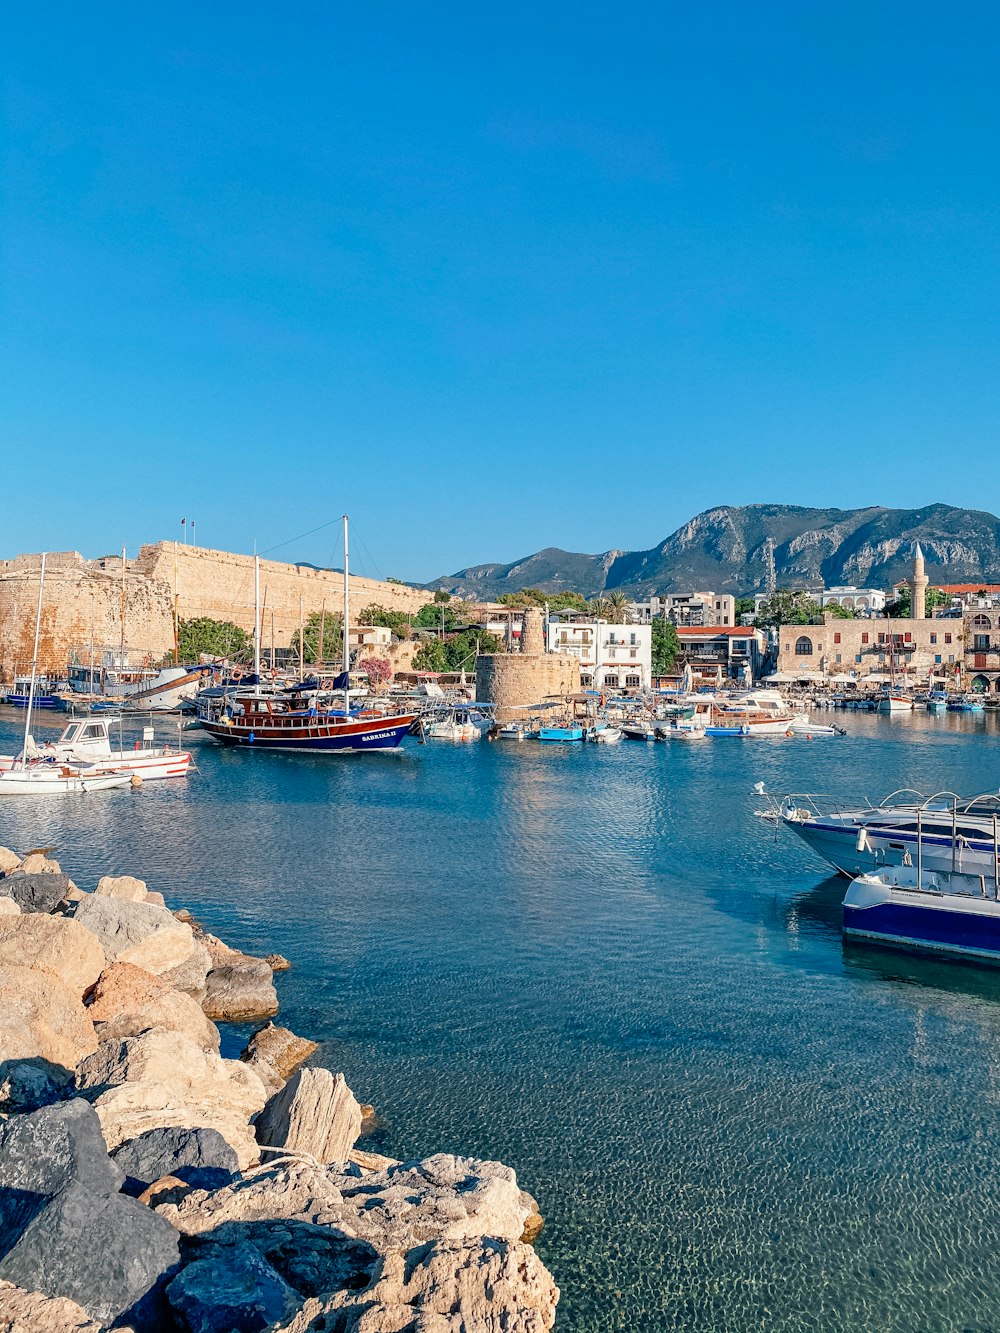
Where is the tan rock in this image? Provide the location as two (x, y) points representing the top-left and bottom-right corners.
(95, 874), (147, 902)
(0, 1279), (106, 1333)
(0, 914), (106, 996)
(0, 847), (20, 876)
(0, 963), (98, 1074)
(0, 897), (20, 917)
(239, 1022), (317, 1095)
(72, 894), (195, 975)
(137, 1175), (194, 1208)
(265, 953), (291, 971)
(79, 1027), (267, 1168)
(144, 891), (166, 908)
(255, 1068), (362, 1165)
(348, 1148), (400, 1173)
(275, 1238), (559, 1333)
(159, 941), (211, 1001)
(87, 962), (220, 1053)
(18, 851), (61, 875)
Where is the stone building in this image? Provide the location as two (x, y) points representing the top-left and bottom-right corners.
(476, 606), (580, 723)
(777, 615), (961, 683)
(0, 543), (428, 682)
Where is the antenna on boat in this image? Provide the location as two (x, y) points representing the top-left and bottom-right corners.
(342, 514), (350, 718)
(18, 552), (46, 771)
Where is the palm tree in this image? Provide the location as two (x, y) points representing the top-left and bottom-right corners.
(588, 597), (611, 619)
(607, 590), (630, 624)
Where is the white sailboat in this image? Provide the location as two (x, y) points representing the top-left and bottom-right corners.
(0, 554), (133, 797)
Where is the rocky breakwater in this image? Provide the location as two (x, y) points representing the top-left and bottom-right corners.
(0, 849), (557, 1332)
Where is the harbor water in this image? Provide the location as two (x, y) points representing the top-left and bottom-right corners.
(3, 707), (1000, 1330)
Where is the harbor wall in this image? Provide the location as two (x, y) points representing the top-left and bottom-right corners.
(0, 544), (428, 680)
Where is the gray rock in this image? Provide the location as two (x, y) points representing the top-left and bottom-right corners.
(160, 940), (212, 1001)
(0, 1098), (124, 1201)
(166, 1240), (300, 1333)
(0, 1058), (72, 1111)
(112, 1125), (239, 1195)
(72, 894), (195, 975)
(255, 1068), (361, 1165)
(0, 1179), (180, 1330)
(202, 958), (278, 1022)
(0, 873), (73, 915)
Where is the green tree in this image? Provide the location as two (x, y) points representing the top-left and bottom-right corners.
(651, 618), (681, 675)
(414, 602), (465, 631)
(607, 590), (631, 624)
(357, 603), (411, 636)
(588, 596), (612, 619)
(291, 611), (343, 665)
(753, 591), (821, 627)
(176, 617), (251, 663)
(412, 638), (449, 672)
(734, 596), (756, 620)
(497, 588), (587, 611)
(826, 603), (856, 619)
(412, 628), (503, 673)
(884, 586), (950, 618)
(433, 589), (452, 604)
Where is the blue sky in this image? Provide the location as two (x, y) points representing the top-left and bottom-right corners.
(4, 2), (1000, 582)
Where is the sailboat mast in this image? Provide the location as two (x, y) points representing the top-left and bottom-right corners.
(342, 514), (350, 714)
(253, 553), (261, 680)
(119, 545), (127, 674)
(19, 552), (46, 769)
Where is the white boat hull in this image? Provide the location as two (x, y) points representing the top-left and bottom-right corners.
(0, 768), (133, 795)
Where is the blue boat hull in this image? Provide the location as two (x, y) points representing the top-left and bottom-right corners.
(203, 718), (413, 752)
(844, 896), (1000, 963)
(5, 694), (59, 709)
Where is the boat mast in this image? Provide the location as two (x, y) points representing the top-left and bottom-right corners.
(119, 545), (127, 676)
(19, 552), (46, 770)
(253, 553), (261, 680)
(342, 514), (350, 715)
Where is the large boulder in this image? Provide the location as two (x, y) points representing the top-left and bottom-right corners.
(0, 872), (73, 915)
(160, 940), (212, 1002)
(112, 1126), (239, 1195)
(255, 1069), (362, 1165)
(95, 874), (148, 901)
(72, 894), (196, 975)
(78, 1028), (267, 1168)
(0, 915), (105, 996)
(0, 963), (98, 1082)
(87, 961), (220, 1053)
(275, 1237), (559, 1333)
(0, 1179), (180, 1330)
(0, 898), (19, 917)
(17, 852), (61, 875)
(166, 1241), (300, 1333)
(0, 847), (21, 876)
(239, 1023), (317, 1096)
(202, 955), (278, 1022)
(0, 1279), (104, 1333)
(0, 1097), (123, 1199)
(157, 1154), (541, 1252)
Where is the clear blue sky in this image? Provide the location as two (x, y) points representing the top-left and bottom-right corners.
(4, 3), (1000, 582)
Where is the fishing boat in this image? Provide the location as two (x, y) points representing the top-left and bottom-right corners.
(948, 697), (986, 713)
(4, 674), (61, 709)
(755, 784), (1000, 880)
(0, 717), (192, 781)
(876, 691), (913, 713)
(197, 519), (417, 753)
(843, 865), (1000, 965)
(421, 705), (490, 742)
(592, 725), (623, 744)
(538, 724), (585, 743)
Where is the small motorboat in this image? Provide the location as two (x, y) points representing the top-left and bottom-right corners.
(0, 717), (193, 781)
(784, 720), (845, 738)
(705, 723), (750, 737)
(421, 706), (490, 742)
(592, 726), (623, 745)
(623, 723), (657, 741)
(0, 763), (134, 796)
(538, 725), (585, 743)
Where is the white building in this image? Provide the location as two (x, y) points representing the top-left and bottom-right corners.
(631, 592), (735, 627)
(819, 585), (886, 615)
(545, 617), (652, 691)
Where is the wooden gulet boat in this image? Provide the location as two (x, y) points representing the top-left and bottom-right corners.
(198, 518), (417, 754)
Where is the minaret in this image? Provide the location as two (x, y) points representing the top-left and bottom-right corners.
(909, 543), (928, 620)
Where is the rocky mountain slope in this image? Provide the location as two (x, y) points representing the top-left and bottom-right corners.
(432, 504), (1000, 598)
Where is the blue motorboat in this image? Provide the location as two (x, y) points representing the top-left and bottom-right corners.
(538, 725), (585, 743)
(4, 675), (60, 709)
(843, 866), (1000, 965)
(705, 723), (750, 737)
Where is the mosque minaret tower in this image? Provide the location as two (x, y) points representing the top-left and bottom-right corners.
(908, 542), (929, 620)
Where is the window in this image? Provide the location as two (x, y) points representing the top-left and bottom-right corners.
(931, 633), (937, 644)
(945, 633), (952, 644)
(625, 674), (640, 687)
(629, 633), (637, 646)
(855, 655), (862, 664)
(603, 675), (619, 688)
(834, 632), (841, 644)
(795, 636), (813, 656)
(862, 632), (869, 645)
(948, 654), (955, 664)
(974, 634), (990, 651)
(904, 633), (912, 643)
(835, 654), (842, 664)
(974, 614), (992, 628)
(878, 633), (886, 644)
(935, 655), (942, 664)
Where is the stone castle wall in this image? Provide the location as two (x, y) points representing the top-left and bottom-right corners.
(476, 652), (581, 724)
(0, 544), (429, 681)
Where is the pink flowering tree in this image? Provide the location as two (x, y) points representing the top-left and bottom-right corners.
(358, 656), (392, 688)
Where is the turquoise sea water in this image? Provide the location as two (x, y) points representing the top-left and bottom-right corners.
(3, 707), (1000, 1331)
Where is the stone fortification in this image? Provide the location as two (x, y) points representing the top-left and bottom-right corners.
(478, 610), (581, 722)
(0, 544), (428, 680)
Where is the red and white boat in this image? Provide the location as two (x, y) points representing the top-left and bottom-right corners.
(0, 717), (193, 781)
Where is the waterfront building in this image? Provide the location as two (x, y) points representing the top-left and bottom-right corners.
(545, 616), (652, 691)
(776, 615), (959, 683)
(630, 592), (735, 627)
(675, 626), (767, 684)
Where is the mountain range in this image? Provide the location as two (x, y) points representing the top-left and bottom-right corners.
(430, 504), (1000, 599)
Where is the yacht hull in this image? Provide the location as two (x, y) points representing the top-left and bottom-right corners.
(843, 876), (1000, 963)
(200, 715), (415, 752)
